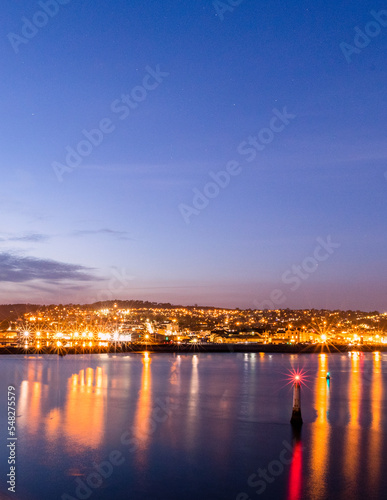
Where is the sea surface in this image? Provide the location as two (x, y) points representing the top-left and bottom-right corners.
(0, 351), (387, 500)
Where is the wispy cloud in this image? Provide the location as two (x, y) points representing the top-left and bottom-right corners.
(0, 229), (134, 244)
(0, 252), (97, 283)
(0, 233), (50, 243)
(70, 229), (134, 240)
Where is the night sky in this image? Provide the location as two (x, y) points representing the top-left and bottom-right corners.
(1, 0), (386, 310)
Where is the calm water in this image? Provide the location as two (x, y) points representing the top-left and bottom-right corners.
(1, 352), (387, 500)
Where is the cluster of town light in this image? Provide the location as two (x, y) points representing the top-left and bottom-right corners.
(20, 328), (132, 349)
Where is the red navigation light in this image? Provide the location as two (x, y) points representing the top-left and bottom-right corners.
(283, 368), (309, 388)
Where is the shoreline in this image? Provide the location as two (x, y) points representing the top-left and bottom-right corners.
(0, 343), (386, 355)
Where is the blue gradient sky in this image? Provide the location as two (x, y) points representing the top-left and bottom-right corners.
(1, 0), (386, 310)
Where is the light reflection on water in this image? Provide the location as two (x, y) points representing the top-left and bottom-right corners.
(0, 352), (387, 500)
(369, 352), (382, 490)
(343, 353), (362, 495)
(308, 353), (330, 500)
(132, 353), (152, 471)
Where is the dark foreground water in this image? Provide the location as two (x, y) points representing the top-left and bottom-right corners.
(0, 352), (386, 500)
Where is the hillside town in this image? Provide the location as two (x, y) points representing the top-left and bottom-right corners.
(0, 301), (386, 348)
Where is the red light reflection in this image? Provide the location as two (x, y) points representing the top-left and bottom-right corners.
(287, 439), (302, 500)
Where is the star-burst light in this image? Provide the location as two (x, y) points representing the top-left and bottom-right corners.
(283, 368), (309, 388)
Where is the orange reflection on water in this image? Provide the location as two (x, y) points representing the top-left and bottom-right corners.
(43, 367), (106, 453)
(29, 381), (42, 435)
(169, 357), (181, 387)
(18, 363), (48, 436)
(343, 353), (362, 489)
(62, 366), (105, 452)
(132, 353), (153, 468)
(186, 355), (199, 448)
(308, 353), (330, 500)
(17, 363), (106, 454)
(368, 352), (382, 487)
(45, 407), (62, 439)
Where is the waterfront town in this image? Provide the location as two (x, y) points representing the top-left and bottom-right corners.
(0, 301), (386, 349)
